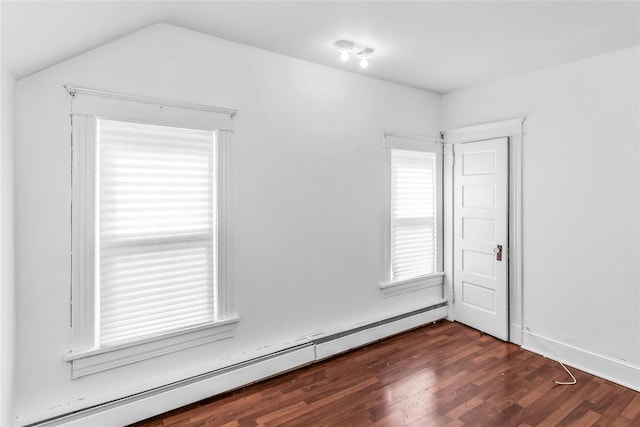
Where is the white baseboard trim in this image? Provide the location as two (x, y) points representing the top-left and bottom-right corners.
(31, 303), (448, 427)
(522, 329), (640, 392)
(510, 323), (522, 345)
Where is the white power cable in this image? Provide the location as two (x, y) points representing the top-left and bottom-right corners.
(523, 327), (577, 386)
(554, 361), (577, 385)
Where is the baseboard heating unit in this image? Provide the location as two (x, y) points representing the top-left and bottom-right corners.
(28, 302), (447, 427)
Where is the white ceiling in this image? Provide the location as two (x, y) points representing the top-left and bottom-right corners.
(2, 1), (639, 94)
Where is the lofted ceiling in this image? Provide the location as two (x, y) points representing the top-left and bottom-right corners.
(1, 1), (639, 94)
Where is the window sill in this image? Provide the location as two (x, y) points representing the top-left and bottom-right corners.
(380, 272), (444, 298)
(65, 317), (239, 379)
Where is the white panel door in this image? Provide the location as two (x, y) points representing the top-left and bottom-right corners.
(453, 138), (508, 340)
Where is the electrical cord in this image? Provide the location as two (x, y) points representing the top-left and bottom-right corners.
(554, 360), (577, 385)
(523, 326), (577, 386)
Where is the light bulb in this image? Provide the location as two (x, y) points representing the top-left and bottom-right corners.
(359, 56), (369, 68)
(340, 49), (350, 62)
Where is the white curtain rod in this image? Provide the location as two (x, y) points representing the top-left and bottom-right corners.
(64, 85), (238, 118)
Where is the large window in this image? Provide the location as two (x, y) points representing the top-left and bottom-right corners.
(97, 119), (218, 346)
(65, 88), (237, 378)
(382, 134), (443, 296)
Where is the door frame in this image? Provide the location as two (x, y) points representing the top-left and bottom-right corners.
(442, 118), (524, 344)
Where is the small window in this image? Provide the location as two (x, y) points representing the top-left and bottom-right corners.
(381, 134), (443, 296)
(66, 89), (237, 378)
(390, 149), (438, 281)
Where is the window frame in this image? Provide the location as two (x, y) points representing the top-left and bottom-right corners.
(381, 133), (444, 297)
(65, 93), (237, 379)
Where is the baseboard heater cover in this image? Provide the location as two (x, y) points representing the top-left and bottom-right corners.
(28, 302), (447, 427)
(314, 302), (447, 361)
(313, 302), (447, 345)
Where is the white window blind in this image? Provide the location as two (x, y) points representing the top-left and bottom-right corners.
(390, 149), (437, 282)
(97, 119), (217, 346)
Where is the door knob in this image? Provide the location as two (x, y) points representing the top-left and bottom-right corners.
(494, 244), (503, 261)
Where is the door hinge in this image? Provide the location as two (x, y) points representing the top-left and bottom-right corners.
(451, 147), (456, 166)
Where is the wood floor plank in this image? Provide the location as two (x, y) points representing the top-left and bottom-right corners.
(621, 392), (640, 421)
(536, 380), (601, 426)
(129, 321), (639, 427)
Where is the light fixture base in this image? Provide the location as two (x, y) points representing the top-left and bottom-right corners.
(335, 40), (374, 68)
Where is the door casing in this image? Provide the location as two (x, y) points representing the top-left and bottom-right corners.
(442, 118), (524, 344)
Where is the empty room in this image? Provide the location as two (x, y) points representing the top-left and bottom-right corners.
(1, 1), (639, 426)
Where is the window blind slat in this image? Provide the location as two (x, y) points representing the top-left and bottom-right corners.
(101, 268), (210, 294)
(100, 305), (213, 330)
(100, 233), (212, 247)
(101, 296), (213, 325)
(97, 118), (217, 347)
(390, 150), (437, 282)
(100, 312), (215, 344)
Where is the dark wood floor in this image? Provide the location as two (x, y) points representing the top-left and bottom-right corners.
(131, 321), (640, 426)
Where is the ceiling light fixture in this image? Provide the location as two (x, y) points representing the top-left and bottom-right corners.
(359, 49), (373, 68)
(336, 41), (353, 62)
(337, 43), (351, 62)
(335, 40), (374, 68)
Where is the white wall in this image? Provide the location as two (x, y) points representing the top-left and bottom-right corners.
(1, 65), (16, 427)
(443, 46), (640, 387)
(14, 24), (442, 424)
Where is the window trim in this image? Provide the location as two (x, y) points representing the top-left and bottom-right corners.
(381, 132), (444, 297)
(68, 92), (237, 378)
(64, 318), (238, 379)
